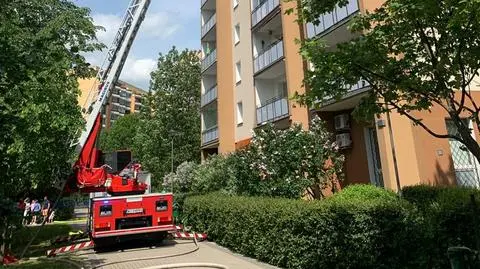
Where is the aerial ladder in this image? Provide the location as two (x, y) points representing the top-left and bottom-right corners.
(66, 0), (175, 247)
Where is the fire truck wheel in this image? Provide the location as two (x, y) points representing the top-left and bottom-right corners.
(151, 232), (168, 243)
(93, 237), (115, 251)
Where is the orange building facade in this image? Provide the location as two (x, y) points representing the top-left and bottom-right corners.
(200, 0), (480, 190)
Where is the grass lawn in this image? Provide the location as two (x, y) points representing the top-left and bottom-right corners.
(11, 224), (73, 258)
(53, 218), (87, 225)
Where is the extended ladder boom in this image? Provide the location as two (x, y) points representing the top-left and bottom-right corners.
(77, 0), (151, 153)
(69, 0), (150, 194)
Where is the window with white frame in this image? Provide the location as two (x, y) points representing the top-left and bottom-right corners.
(236, 102), (243, 124)
(234, 24), (240, 45)
(235, 61), (242, 83)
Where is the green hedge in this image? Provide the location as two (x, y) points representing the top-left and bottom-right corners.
(184, 185), (425, 269)
(403, 185), (480, 268)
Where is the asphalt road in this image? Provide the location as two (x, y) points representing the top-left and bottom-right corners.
(75, 239), (279, 269)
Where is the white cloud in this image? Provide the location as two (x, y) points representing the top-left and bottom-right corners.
(141, 12), (182, 39)
(119, 57), (157, 89)
(83, 11), (181, 88)
(91, 13), (122, 46)
(91, 11), (181, 45)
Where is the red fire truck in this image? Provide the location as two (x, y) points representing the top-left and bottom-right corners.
(66, 0), (176, 247)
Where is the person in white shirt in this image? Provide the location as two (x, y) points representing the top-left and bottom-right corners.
(23, 198), (31, 226)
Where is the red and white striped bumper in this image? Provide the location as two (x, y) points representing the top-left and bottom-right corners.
(47, 240), (94, 257)
(172, 231), (208, 240)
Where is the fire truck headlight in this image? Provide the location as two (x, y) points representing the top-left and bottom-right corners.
(156, 200), (168, 212)
(99, 205), (112, 216)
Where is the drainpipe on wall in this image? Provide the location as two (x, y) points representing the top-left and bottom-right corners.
(386, 109), (402, 195)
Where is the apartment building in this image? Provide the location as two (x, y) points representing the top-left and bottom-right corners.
(200, 0), (480, 190)
(200, 0), (309, 157)
(78, 78), (147, 129)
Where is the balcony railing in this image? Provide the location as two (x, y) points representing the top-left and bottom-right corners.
(202, 125), (218, 145)
(349, 79), (370, 92)
(201, 13), (216, 38)
(314, 78), (371, 105)
(306, 0), (359, 38)
(254, 39), (284, 74)
(252, 0), (280, 27)
(201, 49), (217, 72)
(201, 85), (217, 107)
(256, 95), (289, 125)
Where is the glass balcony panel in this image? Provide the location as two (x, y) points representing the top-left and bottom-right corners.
(253, 39), (284, 73)
(202, 125), (218, 145)
(201, 14), (216, 38)
(305, 0), (359, 38)
(251, 0), (280, 27)
(201, 49), (217, 72)
(256, 96), (289, 125)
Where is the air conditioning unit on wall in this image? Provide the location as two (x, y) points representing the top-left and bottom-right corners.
(334, 114), (350, 131)
(336, 133), (352, 149)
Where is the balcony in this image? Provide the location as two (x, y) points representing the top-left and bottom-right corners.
(306, 0), (359, 39)
(202, 125), (218, 145)
(257, 95), (289, 125)
(201, 13), (216, 38)
(201, 0), (215, 9)
(252, 0), (280, 28)
(201, 49), (217, 73)
(254, 39), (284, 74)
(201, 85), (217, 107)
(317, 79), (371, 111)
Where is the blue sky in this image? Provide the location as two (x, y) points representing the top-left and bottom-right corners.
(73, 0), (200, 89)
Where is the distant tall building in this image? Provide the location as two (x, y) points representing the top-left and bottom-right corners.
(78, 77), (147, 129)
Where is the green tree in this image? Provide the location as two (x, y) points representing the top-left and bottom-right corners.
(0, 0), (102, 259)
(99, 114), (141, 152)
(134, 47), (201, 189)
(294, 0), (480, 163)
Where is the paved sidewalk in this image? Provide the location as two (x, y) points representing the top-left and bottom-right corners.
(79, 240), (280, 269)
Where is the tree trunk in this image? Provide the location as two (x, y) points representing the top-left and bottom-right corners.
(0, 217), (7, 264)
(471, 121), (480, 165)
(455, 116), (480, 165)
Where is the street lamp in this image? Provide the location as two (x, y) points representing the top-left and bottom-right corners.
(169, 130), (181, 194)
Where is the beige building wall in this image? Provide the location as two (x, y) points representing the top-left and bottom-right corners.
(375, 111), (422, 191)
(233, 1), (256, 142)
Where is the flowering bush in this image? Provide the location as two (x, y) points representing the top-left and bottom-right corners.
(162, 161), (198, 193)
(243, 116), (344, 198)
(167, 116), (344, 200)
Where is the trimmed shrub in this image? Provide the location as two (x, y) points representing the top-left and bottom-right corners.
(402, 185), (480, 268)
(184, 187), (424, 269)
(330, 184), (398, 202)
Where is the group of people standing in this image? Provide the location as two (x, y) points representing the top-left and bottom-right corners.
(20, 196), (54, 225)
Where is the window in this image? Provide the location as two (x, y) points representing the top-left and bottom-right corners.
(236, 102), (243, 125)
(233, 0), (238, 9)
(234, 24), (240, 45)
(235, 61), (242, 83)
